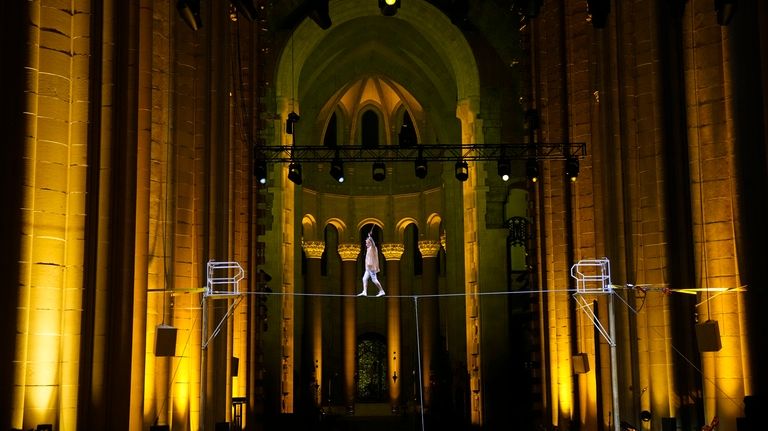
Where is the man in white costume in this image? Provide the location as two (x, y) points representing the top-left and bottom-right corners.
(358, 231), (385, 297)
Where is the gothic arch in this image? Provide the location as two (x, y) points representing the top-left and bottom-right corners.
(353, 103), (388, 147)
(275, 0), (481, 119)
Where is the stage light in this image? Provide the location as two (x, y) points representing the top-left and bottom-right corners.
(497, 159), (511, 182)
(288, 162), (302, 185)
(526, 158), (539, 182)
(372, 162), (386, 181)
(414, 157), (427, 179)
(177, 0), (203, 31)
(455, 160), (469, 182)
(379, 0), (401, 16)
(330, 158), (344, 183)
(231, 0), (258, 21)
(286, 111), (300, 134)
(254, 159), (267, 185)
(565, 156), (580, 182)
(640, 410), (651, 422)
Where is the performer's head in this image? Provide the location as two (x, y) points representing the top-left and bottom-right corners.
(365, 237), (372, 247)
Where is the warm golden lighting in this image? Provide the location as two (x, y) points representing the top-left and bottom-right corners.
(174, 356), (191, 423)
(674, 286), (746, 295)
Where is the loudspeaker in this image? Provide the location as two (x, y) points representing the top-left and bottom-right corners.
(661, 417), (676, 431)
(695, 320), (722, 352)
(155, 324), (177, 357)
(572, 353), (590, 374)
(232, 357), (239, 377)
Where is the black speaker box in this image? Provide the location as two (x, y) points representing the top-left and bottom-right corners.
(155, 324), (177, 357)
(695, 320), (722, 352)
(572, 353), (590, 374)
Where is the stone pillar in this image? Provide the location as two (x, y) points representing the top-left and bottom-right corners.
(338, 243), (360, 414)
(418, 240), (441, 412)
(381, 243), (404, 413)
(302, 241), (325, 408)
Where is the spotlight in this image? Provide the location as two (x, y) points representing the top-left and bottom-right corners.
(454, 160), (469, 182)
(565, 156), (580, 182)
(414, 157), (428, 179)
(526, 158), (539, 182)
(288, 162), (303, 185)
(372, 162), (386, 181)
(379, 0), (401, 16)
(497, 159), (511, 182)
(254, 159), (267, 185)
(715, 0), (736, 26)
(231, 0), (258, 21)
(330, 158), (344, 183)
(177, 0), (203, 31)
(286, 111), (300, 134)
(640, 410), (651, 422)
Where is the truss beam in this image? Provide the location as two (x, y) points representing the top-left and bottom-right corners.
(255, 143), (586, 163)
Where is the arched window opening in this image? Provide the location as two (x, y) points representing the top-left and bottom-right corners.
(406, 224), (423, 275)
(324, 112), (338, 147)
(398, 110), (418, 147)
(361, 110), (379, 148)
(356, 332), (387, 402)
(320, 224), (339, 276)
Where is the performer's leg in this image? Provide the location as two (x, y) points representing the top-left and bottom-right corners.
(371, 272), (385, 296)
(358, 271), (370, 296)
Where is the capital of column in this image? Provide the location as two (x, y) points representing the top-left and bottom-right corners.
(337, 243), (360, 261)
(302, 240), (325, 259)
(440, 232), (446, 252)
(418, 240), (441, 258)
(381, 243), (405, 261)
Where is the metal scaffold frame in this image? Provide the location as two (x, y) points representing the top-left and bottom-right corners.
(570, 258), (620, 431)
(202, 260), (246, 350)
(199, 260), (247, 429)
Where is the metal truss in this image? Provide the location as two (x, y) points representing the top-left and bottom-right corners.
(255, 142), (586, 163)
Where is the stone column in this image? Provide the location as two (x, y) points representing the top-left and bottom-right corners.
(418, 240), (441, 412)
(381, 243), (405, 413)
(338, 243), (360, 414)
(303, 241), (325, 408)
